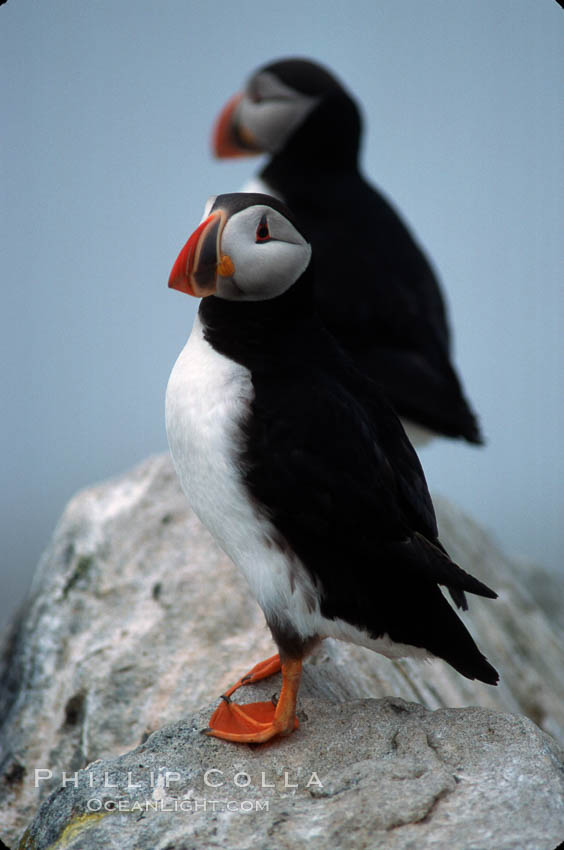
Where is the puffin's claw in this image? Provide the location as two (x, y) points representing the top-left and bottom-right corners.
(220, 654), (282, 701)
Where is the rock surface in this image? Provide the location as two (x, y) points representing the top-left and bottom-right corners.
(19, 699), (564, 850)
(1, 453), (564, 848)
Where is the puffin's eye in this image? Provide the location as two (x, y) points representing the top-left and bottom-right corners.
(255, 215), (271, 243)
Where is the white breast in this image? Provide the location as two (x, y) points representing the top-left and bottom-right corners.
(166, 314), (253, 544)
(165, 314), (320, 637)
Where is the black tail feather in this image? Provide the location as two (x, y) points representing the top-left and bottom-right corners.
(372, 538), (500, 685)
(447, 585), (468, 610)
(390, 581), (500, 686)
(412, 533), (498, 605)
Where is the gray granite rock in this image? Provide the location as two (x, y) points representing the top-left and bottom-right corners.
(19, 699), (564, 850)
(1, 454), (564, 847)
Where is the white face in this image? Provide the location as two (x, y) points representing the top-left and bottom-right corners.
(216, 204), (312, 302)
(235, 72), (319, 154)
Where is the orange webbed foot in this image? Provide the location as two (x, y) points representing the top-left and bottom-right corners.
(205, 657), (301, 744)
(205, 698), (298, 743)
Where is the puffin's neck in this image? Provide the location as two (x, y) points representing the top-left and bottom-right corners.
(262, 91), (362, 182)
(198, 266), (316, 368)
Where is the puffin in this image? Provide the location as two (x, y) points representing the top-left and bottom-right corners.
(212, 58), (482, 446)
(165, 192), (498, 744)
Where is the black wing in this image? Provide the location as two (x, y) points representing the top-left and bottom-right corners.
(242, 340), (496, 683)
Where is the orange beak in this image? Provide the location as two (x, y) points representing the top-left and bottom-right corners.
(212, 92), (261, 158)
(168, 210), (231, 298)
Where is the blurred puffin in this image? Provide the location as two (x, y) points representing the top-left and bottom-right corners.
(212, 58), (482, 446)
(166, 192), (498, 744)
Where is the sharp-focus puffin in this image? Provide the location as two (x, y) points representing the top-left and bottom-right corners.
(212, 58), (483, 446)
(165, 192), (498, 744)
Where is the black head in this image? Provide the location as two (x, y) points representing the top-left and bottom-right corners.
(168, 192), (311, 302)
(212, 57), (361, 166)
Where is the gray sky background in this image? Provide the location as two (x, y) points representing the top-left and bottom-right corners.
(1, 1), (563, 630)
